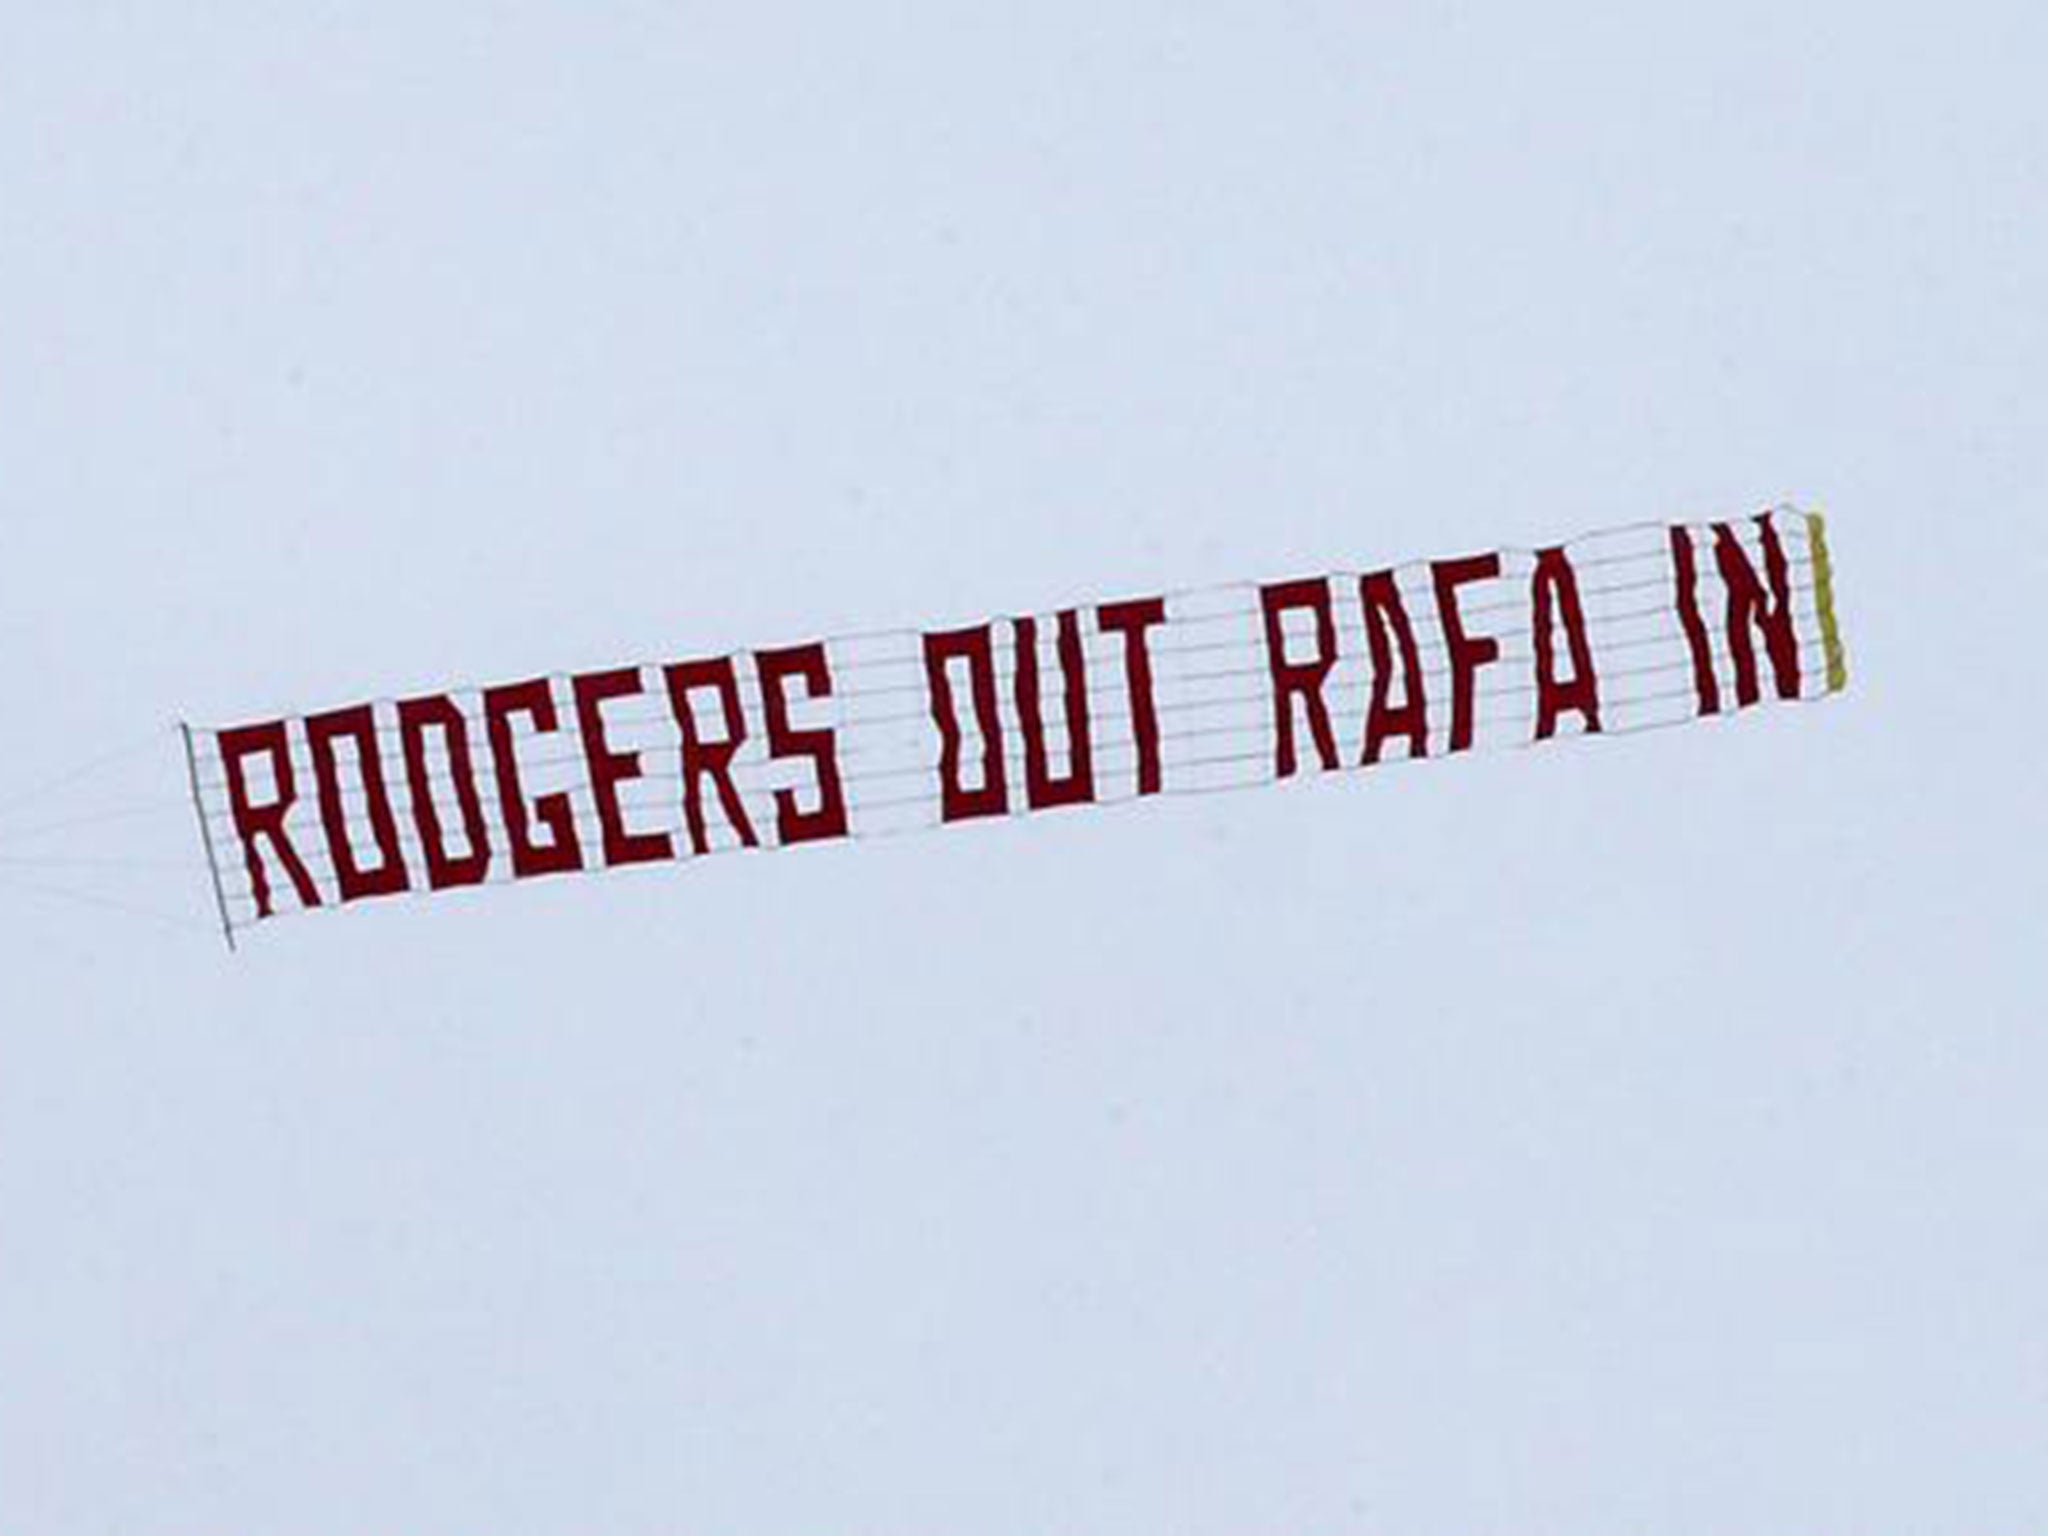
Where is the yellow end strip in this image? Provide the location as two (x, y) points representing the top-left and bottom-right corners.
(1805, 511), (1849, 694)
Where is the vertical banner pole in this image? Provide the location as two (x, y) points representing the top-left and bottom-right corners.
(179, 722), (238, 954)
(1805, 510), (1850, 695)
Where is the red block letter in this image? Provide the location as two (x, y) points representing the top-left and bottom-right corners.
(398, 694), (491, 890)
(663, 657), (760, 855)
(1359, 571), (1428, 765)
(218, 722), (323, 918)
(1098, 597), (1167, 796)
(1714, 517), (1802, 706)
(483, 678), (585, 879)
(574, 667), (675, 869)
(1670, 526), (1721, 716)
(1013, 611), (1095, 810)
(1431, 554), (1503, 753)
(306, 704), (410, 902)
(1531, 547), (1602, 740)
(924, 625), (1009, 821)
(1261, 579), (1340, 778)
(756, 643), (850, 845)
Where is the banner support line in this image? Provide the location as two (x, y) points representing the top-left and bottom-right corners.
(179, 722), (237, 954)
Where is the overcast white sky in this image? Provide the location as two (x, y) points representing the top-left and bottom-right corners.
(2, 5), (2044, 1532)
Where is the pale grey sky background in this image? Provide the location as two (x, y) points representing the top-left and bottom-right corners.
(2, 5), (2043, 1532)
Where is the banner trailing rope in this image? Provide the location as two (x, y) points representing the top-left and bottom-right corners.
(185, 506), (1847, 938)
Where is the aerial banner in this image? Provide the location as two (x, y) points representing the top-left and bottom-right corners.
(183, 506), (1847, 944)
